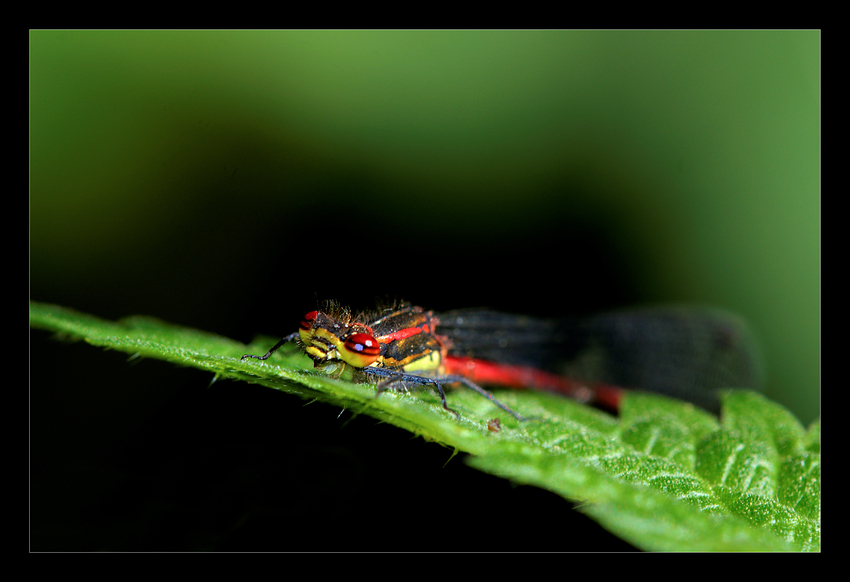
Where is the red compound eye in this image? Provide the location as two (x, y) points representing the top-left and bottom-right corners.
(340, 332), (381, 367)
(300, 311), (319, 331)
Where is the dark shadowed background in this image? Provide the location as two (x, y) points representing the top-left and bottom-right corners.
(31, 31), (819, 551)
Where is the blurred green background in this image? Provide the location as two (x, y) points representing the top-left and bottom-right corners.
(31, 31), (819, 421)
(30, 30), (819, 552)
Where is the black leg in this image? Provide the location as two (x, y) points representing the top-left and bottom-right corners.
(241, 333), (299, 361)
(430, 380), (460, 419)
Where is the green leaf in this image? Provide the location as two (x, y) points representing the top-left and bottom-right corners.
(30, 301), (820, 551)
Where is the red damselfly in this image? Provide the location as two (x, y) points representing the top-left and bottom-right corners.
(241, 302), (762, 420)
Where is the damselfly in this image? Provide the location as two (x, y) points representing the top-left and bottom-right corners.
(241, 302), (762, 420)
